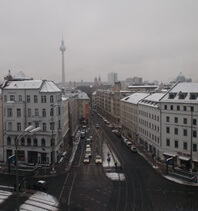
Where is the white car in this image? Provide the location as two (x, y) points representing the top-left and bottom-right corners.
(126, 141), (132, 147)
(85, 147), (92, 157)
(131, 146), (137, 153)
(95, 155), (102, 164)
(83, 155), (90, 163)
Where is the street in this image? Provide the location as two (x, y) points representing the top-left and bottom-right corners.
(0, 114), (198, 210)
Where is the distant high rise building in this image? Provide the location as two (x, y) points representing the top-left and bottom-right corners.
(60, 39), (66, 84)
(108, 72), (118, 85)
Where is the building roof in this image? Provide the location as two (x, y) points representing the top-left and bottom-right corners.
(3, 80), (61, 93)
(139, 93), (165, 108)
(77, 92), (90, 100)
(121, 93), (150, 104)
(160, 82), (198, 103)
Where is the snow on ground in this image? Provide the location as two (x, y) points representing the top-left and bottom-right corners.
(0, 189), (12, 204)
(102, 141), (125, 181)
(164, 176), (198, 187)
(20, 191), (59, 211)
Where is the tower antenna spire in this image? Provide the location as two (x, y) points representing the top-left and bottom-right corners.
(59, 38), (66, 84)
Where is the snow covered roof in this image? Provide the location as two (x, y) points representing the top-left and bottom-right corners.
(160, 82), (198, 103)
(3, 80), (61, 93)
(121, 93), (150, 104)
(13, 71), (32, 80)
(139, 93), (165, 108)
(77, 92), (90, 100)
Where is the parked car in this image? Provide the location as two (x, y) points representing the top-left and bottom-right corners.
(131, 146), (137, 153)
(86, 138), (91, 145)
(96, 124), (99, 129)
(126, 141), (132, 147)
(81, 131), (86, 138)
(95, 155), (102, 164)
(32, 180), (48, 191)
(83, 155), (90, 164)
(85, 147), (92, 157)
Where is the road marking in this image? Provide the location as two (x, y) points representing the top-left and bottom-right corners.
(59, 173), (69, 200)
(68, 173), (76, 206)
(96, 200), (101, 204)
(90, 198), (94, 201)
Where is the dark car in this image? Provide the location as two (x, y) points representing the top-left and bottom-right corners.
(32, 180), (48, 191)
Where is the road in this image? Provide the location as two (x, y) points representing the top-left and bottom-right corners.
(0, 113), (198, 210)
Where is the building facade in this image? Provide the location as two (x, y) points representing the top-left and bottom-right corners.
(160, 82), (198, 169)
(108, 72), (118, 85)
(2, 79), (68, 164)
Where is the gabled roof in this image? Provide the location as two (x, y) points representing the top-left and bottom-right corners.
(3, 80), (61, 93)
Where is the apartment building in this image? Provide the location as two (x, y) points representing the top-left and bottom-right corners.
(160, 82), (198, 169)
(2, 79), (69, 164)
(120, 93), (149, 143)
(138, 93), (164, 158)
(0, 91), (3, 161)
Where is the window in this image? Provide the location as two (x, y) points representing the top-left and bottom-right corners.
(183, 142), (187, 150)
(35, 108), (39, 116)
(58, 107), (61, 115)
(174, 128), (178, 135)
(27, 138), (31, 146)
(43, 123), (46, 131)
(58, 120), (61, 129)
(164, 105), (167, 110)
(17, 122), (21, 131)
(35, 122), (39, 128)
(42, 109), (46, 117)
(170, 105), (173, 110)
(50, 108), (54, 116)
(193, 119), (197, 126)
(18, 95), (22, 102)
(7, 108), (13, 117)
(193, 131), (197, 138)
(34, 95), (38, 103)
(8, 122), (12, 131)
(183, 106), (186, 111)
(190, 93), (198, 100)
(21, 138), (25, 146)
(174, 140), (178, 148)
(193, 144), (197, 152)
(166, 116), (170, 122)
(177, 106), (180, 111)
(174, 117), (178, 123)
(51, 138), (55, 146)
(4, 95), (7, 102)
(41, 138), (46, 147)
(27, 109), (31, 117)
(27, 95), (30, 103)
(50, 122), (55, 130)
(183, 129), (187, 136)
(50, 95), (54, 103)
(169, 93), (177, 99)
(190, 106), (194, 112)
(16, 108), (21, 117)
(33, 138), (38, 146)
(7, 137), (11, 145)
(166, 127), (170, 133)
(183, 118), (187, 124)
(166, 139), (170, 146)
(179, 93), (187, 99)
(41, 95), (47, 103)
(10, 95), (15, 101)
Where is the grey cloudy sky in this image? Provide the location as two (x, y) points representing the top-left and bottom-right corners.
(0, 0), (198, 83)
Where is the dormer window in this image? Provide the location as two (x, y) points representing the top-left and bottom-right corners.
(178, 92), (187, 99)
(169, 93), (177, 99)
(190, 93), (198, 100)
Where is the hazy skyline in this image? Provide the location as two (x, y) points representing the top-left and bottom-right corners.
(1, 0), (198, 83)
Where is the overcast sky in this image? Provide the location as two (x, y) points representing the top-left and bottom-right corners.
(0, 0), (198, 83)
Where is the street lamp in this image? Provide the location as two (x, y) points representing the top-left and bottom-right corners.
(16, 126), (41, 211)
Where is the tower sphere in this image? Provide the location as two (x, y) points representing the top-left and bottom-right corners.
(60, 45), (66, 52)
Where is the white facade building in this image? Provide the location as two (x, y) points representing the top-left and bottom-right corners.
(108, 72), (118, 85)
(138, 93), (165, 158)
(120, 93), (149, 142)
(160, 82), (198, 169)
(2, 79), (68, 164)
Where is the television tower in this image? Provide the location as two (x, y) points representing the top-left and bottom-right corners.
(59, 39), (66, 84)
